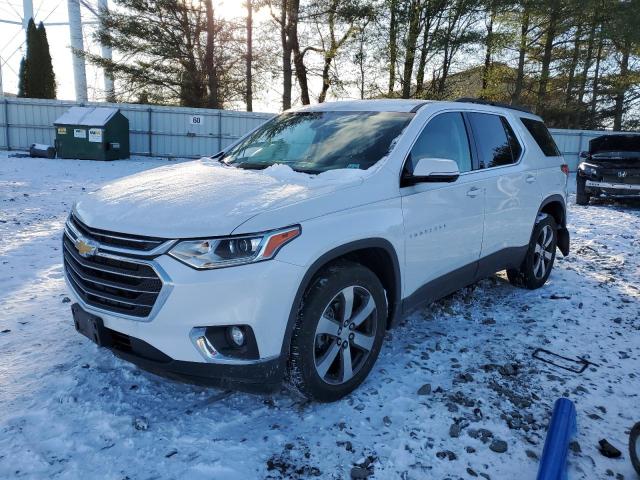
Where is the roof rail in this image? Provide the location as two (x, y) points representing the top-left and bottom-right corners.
(455, 97), (533, 114)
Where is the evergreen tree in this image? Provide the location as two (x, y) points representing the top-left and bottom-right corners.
(18, 19), (57, 99)
(17, 57), (28, 97)
(37, 22), (57, 99)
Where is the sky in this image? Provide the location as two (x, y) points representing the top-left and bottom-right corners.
(0, 0), (279, 111)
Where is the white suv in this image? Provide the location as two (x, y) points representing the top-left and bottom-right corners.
(64, 99), (570, 401)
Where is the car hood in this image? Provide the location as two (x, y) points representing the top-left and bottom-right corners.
(589, 135), (640, 156)
(74, 159), (369, 238)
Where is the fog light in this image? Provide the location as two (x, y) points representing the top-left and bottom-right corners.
(228, 326), (245, 347)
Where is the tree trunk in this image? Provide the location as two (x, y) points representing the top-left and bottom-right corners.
(613, 40), (631, 131)
(245, 0), (253, 112)
(577, 12), (598, 105)
(388, 0), (398, 95)
(415, 10), (437, 94)
(319, 56), (332, 103)
(588, 27), (604, 128)
(536, 1), (560, 113)
(280, 1), (292, 110)
(512, 7), (529, 103)
(205, 0), (220, 109)
(481, 1), (496, 94)
(288, 0), (310, 105)
(564, 23), (582, 107)
(401, 0), (422, 98)
(437, 28), (451, 94)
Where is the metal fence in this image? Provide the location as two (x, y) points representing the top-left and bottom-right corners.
(0, 97), (633, 170)
(0, 97), (273, 158)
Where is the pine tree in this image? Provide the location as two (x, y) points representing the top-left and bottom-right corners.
(37, 22), (56, 99)
(18, 57), (28, 97)
(18, 18), (56, 99)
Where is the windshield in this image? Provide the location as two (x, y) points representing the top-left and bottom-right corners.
(222, 111), (413, 173)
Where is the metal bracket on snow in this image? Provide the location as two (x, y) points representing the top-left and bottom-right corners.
(532, 348), (599, 374)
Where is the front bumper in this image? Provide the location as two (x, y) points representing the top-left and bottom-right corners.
(108, 325), (285, 391)
(65, 252), (305, 370)
(585, 180), (640, 194)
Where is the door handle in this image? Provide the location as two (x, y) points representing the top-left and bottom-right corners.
(526, 175), (536, 184)
(466, 187), (481, 198)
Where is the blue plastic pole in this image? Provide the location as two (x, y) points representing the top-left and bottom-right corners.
(536, 398), (577, 480)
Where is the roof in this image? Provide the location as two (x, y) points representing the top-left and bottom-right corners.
(54, 106), (119, 126)
(291, 99), (430, 113)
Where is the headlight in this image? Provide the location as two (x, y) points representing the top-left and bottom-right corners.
(579, 163), (598, 177)
(169, 225), (300, 269)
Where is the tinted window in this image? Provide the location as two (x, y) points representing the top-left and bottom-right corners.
(223, 111), (413, 173)
(468, 113), (514, 168)
(521, 118), (561, 157)
(502, 117), (523, 161)
(409, 112), (472, 173)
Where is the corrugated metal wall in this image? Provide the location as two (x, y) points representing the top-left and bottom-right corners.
(0, 97), (633, 170)
(0, 97), (273, 158)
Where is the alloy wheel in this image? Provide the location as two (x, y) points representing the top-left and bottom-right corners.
(313, 285), (377, 385)
(533, 224), (554, 279)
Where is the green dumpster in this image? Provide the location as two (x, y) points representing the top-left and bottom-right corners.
(54, 106), (130, 160)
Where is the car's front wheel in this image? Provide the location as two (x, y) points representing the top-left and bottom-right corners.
(287, 261), (387, 402)
(507, 215), (558, 290)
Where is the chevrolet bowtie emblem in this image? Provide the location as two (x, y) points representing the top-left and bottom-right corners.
(75, 238), (98, 257)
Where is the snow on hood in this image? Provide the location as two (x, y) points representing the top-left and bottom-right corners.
(74, 159), (367, 238)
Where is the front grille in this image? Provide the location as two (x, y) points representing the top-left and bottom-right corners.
(63, 235), (163, 318)
(69, 213), (166, 252)
(602, 174), (640, 186)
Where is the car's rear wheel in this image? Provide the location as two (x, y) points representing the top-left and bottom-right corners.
(576, 176), (591, 205)
(630, 422), (640, 475)
(507, 215), (557, 290)
(287, 261), (387, 402)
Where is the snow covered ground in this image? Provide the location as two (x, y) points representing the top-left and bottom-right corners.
(1, 152), (639, 480)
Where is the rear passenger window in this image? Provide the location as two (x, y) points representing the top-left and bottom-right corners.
(409, 112), (472, 173)
(520, 118), (561, 157)
(468, 112), (517, 168)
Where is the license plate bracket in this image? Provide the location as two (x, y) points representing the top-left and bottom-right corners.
(72, 303), (112, 347)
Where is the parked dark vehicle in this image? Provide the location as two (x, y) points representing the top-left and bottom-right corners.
(576, 134), (640, 205)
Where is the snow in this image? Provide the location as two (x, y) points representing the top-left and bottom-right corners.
(74, 159), (367, 238)
(1, 152), (639, 480)
(54, 107), (118, 126)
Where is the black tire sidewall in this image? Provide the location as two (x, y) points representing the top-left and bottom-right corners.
(287, 261), (387, 402)
(521, 216), (557, 289)
(630, 422), (640, 474)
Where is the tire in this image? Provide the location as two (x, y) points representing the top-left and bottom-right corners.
(576, 176), (590, 205)
(630, 422), (640, 475)
(286, 260), (387, 402)
(507, 215), (558, 290)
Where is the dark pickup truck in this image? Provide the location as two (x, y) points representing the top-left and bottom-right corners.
(577, 134), (640, 205)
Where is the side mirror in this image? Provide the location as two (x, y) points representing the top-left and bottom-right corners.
(404, 157), (460, 185)
(579, 151), (589, 159)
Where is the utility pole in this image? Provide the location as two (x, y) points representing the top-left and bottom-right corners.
(97, 0), (114, 101)
(67, 0), (88, 102)
(23, 0), (33, 28)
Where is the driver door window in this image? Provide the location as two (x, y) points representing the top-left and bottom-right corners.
(408, 112), (472, 173)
